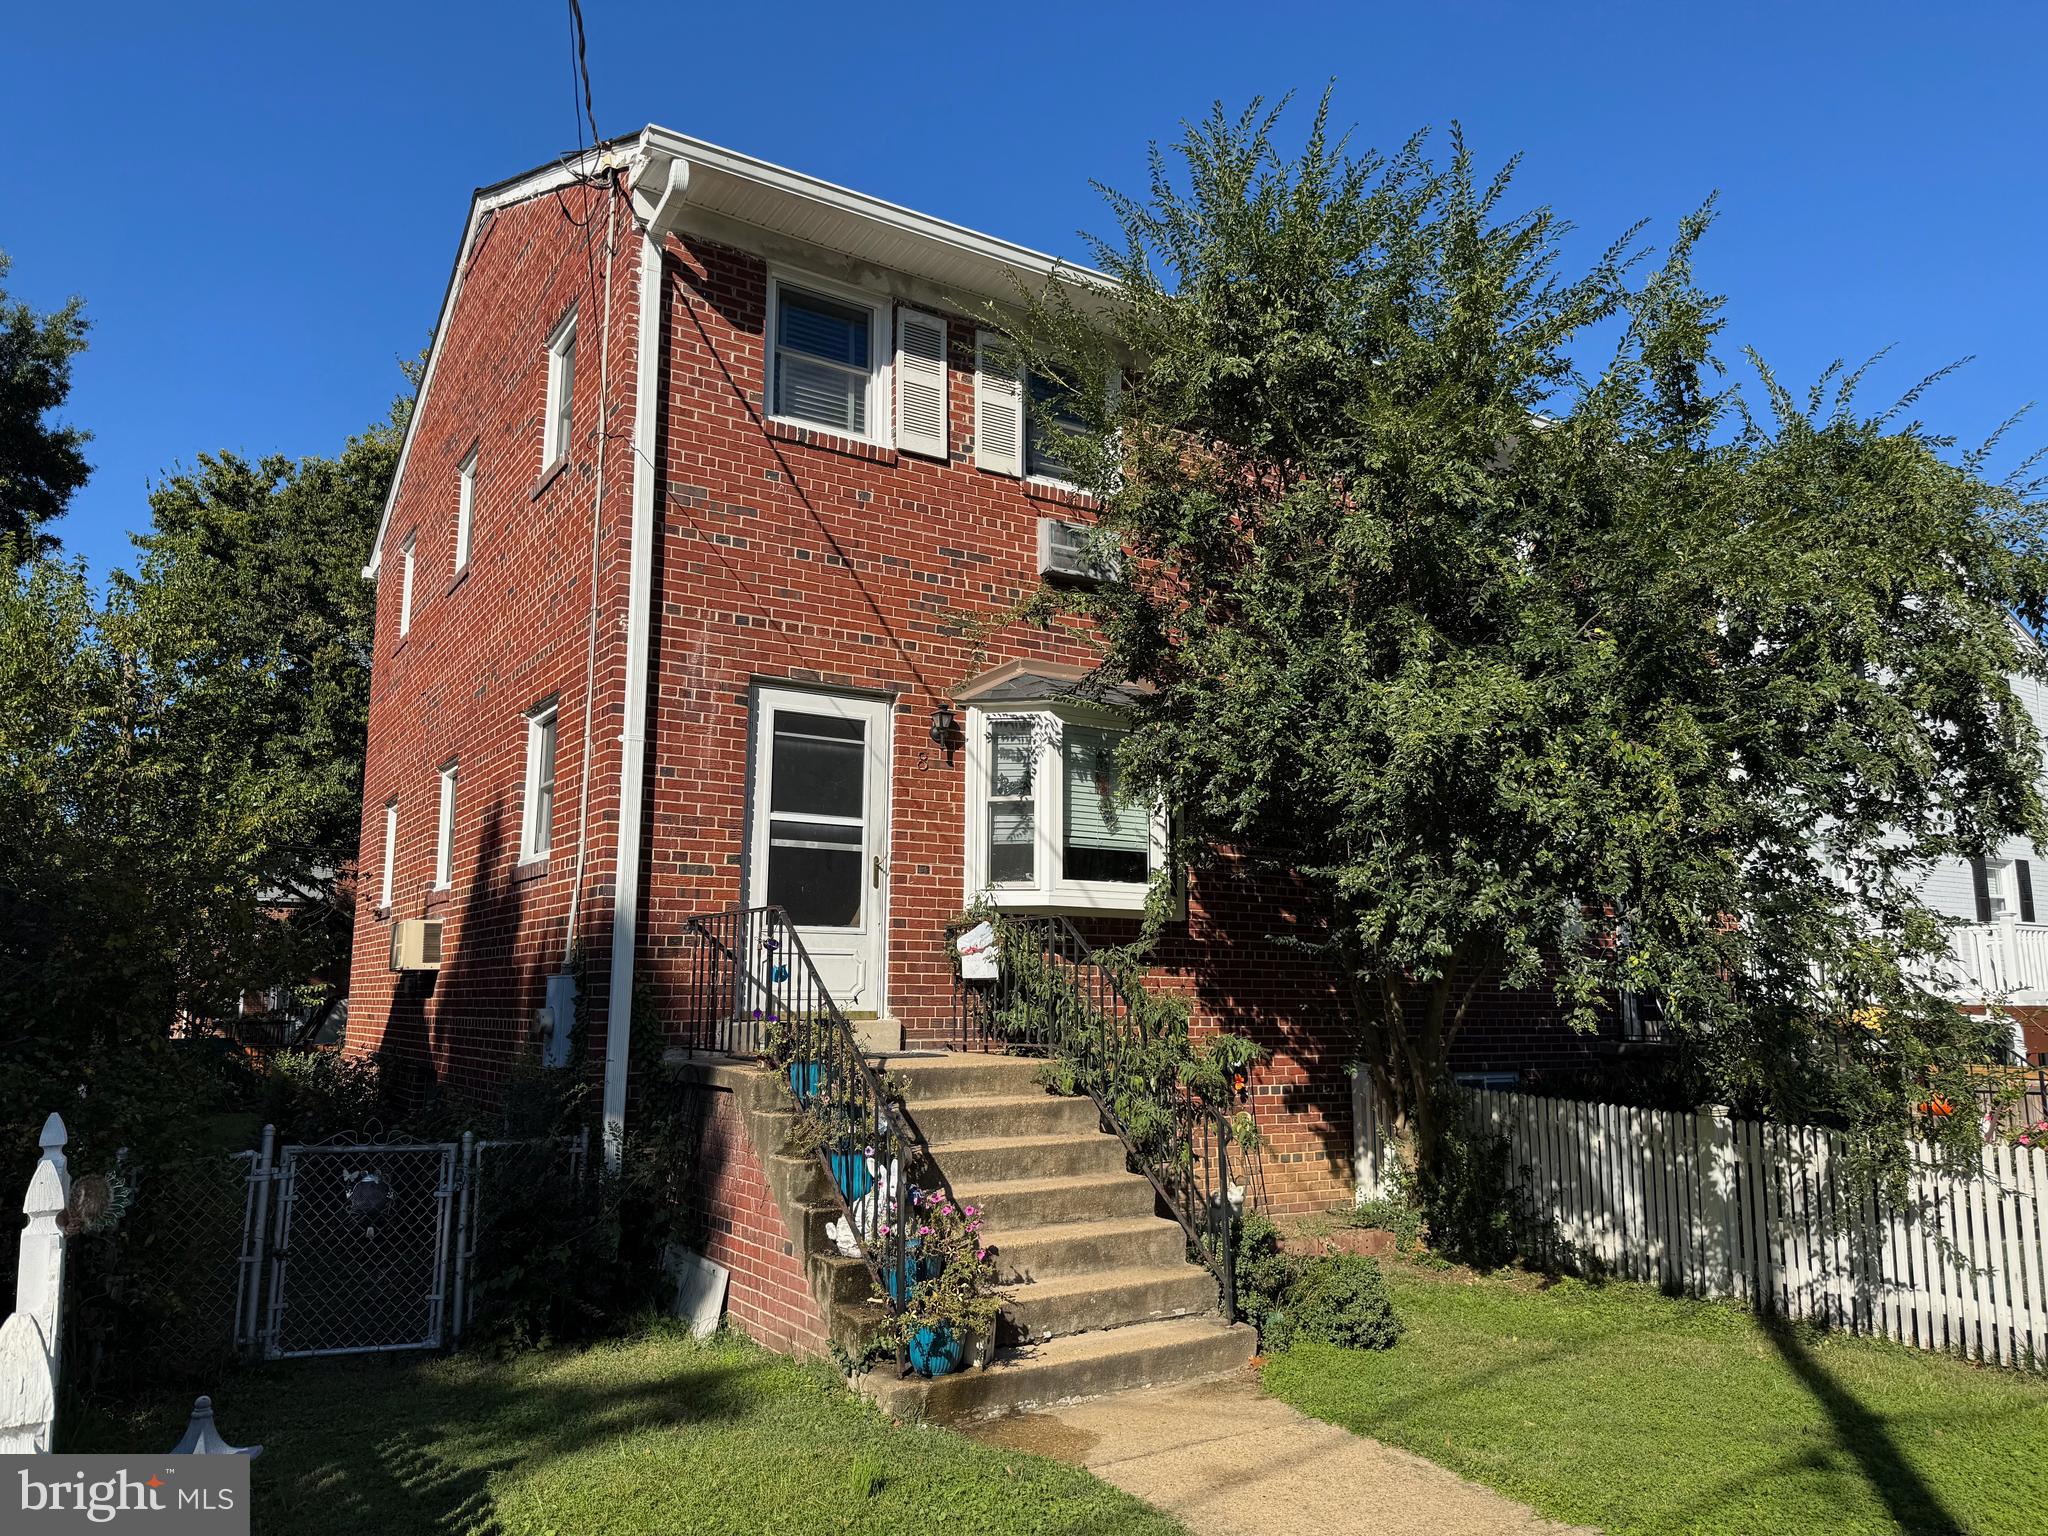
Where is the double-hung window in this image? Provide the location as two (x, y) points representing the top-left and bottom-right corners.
(454, 449), (476, 572)
(964, 706), (1166, 913)
(544, 311), (577, 467)
(1025, 371), (1088, 484)
(769, 278), (885, 440)
(522, 703), (558, 863)
(380, 799), (398, 911)
(434, 760), (458, 889)
(398, 533), (416, 638)
(986, 719), (1038, 886)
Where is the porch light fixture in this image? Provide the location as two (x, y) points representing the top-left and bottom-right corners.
(929, 700), (958, 765)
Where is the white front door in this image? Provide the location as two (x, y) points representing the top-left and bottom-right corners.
(747, 687), (891, 1013)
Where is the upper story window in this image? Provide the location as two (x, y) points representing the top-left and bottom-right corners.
(769, 277), (886, 441)
(964, 705), (1166, 913)
(454, 449), (476, 572)
(544, 310), (577, 467)
(434, 760), (458, 890)
(1026, 371), (1087, 483)
(521, 701), (558, 863)
(1971, 855), (2037, 924)
(398, 533), (417, 638)
(380, 799), (398, 911)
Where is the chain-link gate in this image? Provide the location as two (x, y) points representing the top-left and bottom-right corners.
(222, 1127), (590, 1362)
(257, 1140), (460, 1359)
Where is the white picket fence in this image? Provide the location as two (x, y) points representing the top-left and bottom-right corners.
(1353, 1080), (2048, 1370)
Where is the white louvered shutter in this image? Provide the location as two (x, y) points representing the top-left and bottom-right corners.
(1103, 367), (1125, 495)
(974, 330), (1024, 476)
(895, 309), (949, 460)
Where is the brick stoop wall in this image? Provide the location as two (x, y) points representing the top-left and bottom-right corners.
(665, 1055), (890, 1359)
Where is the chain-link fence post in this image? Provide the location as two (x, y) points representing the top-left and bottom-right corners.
(450, 1132), (475, 1345)
(235, 1126), (275, 1355)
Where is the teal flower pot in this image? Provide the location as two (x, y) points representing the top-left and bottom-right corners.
(830, 1151), (874, 1202)
(884, 1243), (933, 1303)
(789, 1062), (822, 1100)
(908, 1325), (964, 1378)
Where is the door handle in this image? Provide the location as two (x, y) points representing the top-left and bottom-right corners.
(872, 854), (887, 889)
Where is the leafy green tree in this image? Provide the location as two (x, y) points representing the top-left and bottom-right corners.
(0, 402), (399, 1170)
(0, 250), (90, 566)
(1010, 97), (2048, 1192)
(121, 411), (399, 1035)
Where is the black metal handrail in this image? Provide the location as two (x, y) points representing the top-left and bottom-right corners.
(680, 905), (960, 1371)
(953, 915), (1238, 1320)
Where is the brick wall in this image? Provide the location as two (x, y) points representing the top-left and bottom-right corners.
(345, 177), (643, 1106)
(348, 183), (1598, 1218)
(674, 1081), (831, 1356)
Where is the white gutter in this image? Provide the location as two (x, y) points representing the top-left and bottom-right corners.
(601, 148), (690, 1167)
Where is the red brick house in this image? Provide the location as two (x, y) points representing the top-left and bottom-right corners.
(346, 129), (1642, 1401)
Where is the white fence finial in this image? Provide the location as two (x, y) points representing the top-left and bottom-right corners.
(7, 1112), (72, 1454)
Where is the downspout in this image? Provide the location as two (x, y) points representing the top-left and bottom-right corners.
(602, 149), (689, 1167)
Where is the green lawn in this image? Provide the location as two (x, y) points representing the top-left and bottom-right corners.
(1261, 1265), (2048, 1536)
(73, 1326), (1178, 1536)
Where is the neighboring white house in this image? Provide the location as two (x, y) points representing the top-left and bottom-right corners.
(1923, 629), (2048, 1062)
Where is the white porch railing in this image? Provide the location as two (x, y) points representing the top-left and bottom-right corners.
(1946, 918), (2048, 1002)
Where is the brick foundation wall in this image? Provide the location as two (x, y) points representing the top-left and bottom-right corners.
(674, 1079), (832, 1356)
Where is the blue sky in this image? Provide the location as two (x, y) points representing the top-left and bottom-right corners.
(6, 1), (2044, 584)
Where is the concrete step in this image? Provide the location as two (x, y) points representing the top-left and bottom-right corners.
(924, 1131), (1127, 1184)
(910, 1093), (1102, 1145)
(1000, 1263), (1219, 1343)
(859, 1316), (1255, 1424)
(852, 1017), (905, 1053)
(953, 1172), (1158, 1230)
(986, 1215), (1189, 1283)
(881, 1051), (1049, 1099)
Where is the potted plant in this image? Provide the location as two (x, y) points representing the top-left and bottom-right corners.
(875, 1188), (1004, 1377)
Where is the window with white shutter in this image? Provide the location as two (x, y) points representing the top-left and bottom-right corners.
(974, 331), (1024, 475)
(895, 309), (949, 459)
(768, 276), (888, 442)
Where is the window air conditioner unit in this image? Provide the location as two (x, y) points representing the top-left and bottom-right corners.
(390, 917), (444, 972)
(1036, 518), (1118, 584)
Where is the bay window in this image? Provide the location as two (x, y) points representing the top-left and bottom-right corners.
(964, 705), (1167, 912)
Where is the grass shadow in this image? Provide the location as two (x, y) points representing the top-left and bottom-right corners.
(1756, 1318), (1964, 1535)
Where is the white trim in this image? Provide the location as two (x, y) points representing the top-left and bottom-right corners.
(434, 760), (458, 890)
(397, 533), (416, 638)
(521, 701), (559, 864)
(365, 129), (1114, 579)
(747, 685), (893, 1013)
(379, 799), (398, 911)
(364, 144), (618, 579)
(602, 201), (674, 1167)
(454, 448), (476, 571)
(543, 307), (579, 469)
(764, 270), (891, 447)
(961, 704), (1165, 914)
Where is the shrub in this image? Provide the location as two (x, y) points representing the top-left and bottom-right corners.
(1279, 1253), (1401, 1351)
(1232, 1209), (1300, 1341)
(257, 1049), (390, 1141)
(1416, 1118), (1525, 1269)
(1350, 1196), (1424, 1251)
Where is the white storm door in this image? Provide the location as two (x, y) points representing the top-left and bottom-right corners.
(747, 687), (891, 1013)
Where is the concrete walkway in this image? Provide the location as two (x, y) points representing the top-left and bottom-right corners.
(966, 1372), (1595, 1536)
